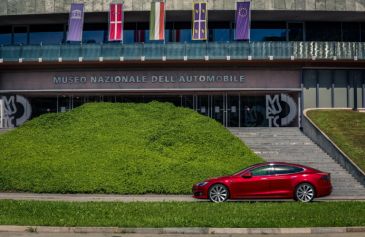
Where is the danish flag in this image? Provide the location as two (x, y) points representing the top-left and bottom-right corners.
(109, 3), (123, 41)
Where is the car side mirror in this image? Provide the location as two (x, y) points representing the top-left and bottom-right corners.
(242, 171), (252, 178)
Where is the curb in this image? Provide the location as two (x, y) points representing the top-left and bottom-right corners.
(0, 226), (365, 234)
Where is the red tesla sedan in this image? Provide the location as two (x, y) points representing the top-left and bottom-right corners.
(192, 162), (332, 202)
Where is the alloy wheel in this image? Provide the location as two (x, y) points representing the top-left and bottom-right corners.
(209, 184), (229, 203)
(295, 183), (315, 202)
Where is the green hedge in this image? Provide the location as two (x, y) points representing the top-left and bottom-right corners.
(0, 102), (261, 194)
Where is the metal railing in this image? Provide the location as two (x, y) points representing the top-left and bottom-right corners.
(0, 41), (364, 62)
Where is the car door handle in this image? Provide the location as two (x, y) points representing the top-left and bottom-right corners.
(261, 177), (268, 180)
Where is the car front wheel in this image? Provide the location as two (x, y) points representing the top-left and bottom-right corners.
(295, 183), (315, 202)
(208, 184), (229, 203)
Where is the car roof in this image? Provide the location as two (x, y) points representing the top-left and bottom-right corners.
(254, 162), (320, 171)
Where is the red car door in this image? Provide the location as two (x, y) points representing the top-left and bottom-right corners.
(266, 165), (304, 198)
(231, 165), (274, 198)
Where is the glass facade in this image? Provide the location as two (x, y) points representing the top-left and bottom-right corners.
(1, 21), (365, 45)
(18, 92), (298, 128)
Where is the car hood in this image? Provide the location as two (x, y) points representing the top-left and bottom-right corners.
(204, 175), (232, 182)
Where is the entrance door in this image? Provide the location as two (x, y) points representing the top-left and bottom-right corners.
(227, 95), (239, 127)
(195, 95), (225, 125)
(211, 95), (224, 125)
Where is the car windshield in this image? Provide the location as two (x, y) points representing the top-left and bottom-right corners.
(232, 164), (261, 176)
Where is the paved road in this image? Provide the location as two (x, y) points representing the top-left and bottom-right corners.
(0, 193), (364, 202)
(0, 233), (364, 237)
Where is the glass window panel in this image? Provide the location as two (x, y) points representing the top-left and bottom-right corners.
(179, 29), (192, 42)
(288, 23), (304, 41)
(29, 24), (64, 45)
(211, 29), (230, 42)
(342, 22), (360, 42)
(13, 26), (28, 45)
(83, 23), (107, 44)
(306, 22), (341, 41)
(124, 30), (135, 43)
(251, 166), (272, 176)
(250, 22), (287, 41)
(0, 26), (12, 45)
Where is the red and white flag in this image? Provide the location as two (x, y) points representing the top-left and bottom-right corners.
(108, 3), (123, 41)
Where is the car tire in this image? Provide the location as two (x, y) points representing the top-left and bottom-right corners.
(208, 184), (229, 203)
(295, 183), (315, 202)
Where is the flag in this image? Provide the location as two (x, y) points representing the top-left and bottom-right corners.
(150, 1), (165, 41)
(235, 1), (251, 40)
(66, 3), (84, 42)
(192, 2), (208, 40)
(109, 3), (123, 41)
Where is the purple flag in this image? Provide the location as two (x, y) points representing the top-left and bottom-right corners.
(235, 2), (251, 40)
(67, 3), (84, 42)
(192, 2), (207, 40)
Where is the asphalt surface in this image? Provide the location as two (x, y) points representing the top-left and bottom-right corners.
(0, 233), (365, 237)
(0, 193), (364, 202)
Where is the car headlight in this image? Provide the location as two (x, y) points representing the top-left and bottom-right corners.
(196, 182), (208, 187)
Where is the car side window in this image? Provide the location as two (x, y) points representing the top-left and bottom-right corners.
(273, 165), (304, 175)
(250, 166), (273, 176)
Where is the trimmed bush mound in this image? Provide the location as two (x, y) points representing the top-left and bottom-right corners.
(307, 110), (365, 172)
(0, 102), (261, 194)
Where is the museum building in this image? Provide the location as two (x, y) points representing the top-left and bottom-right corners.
(0, 0), (364, 128)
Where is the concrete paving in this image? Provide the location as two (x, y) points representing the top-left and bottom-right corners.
(0, 192), (364, 202)
(1, 234), (365, 237)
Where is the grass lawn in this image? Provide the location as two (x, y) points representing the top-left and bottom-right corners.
(307, 110), (365, 172)
(0, 200), (364, 227)
(0, 102), (261, 194)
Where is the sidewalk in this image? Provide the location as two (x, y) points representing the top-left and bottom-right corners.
(0, 225), (364, 235)
(0, 192), (364, 202)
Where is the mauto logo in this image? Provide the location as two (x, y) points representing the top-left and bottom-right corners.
(0, 95), (32, 128)
(266, 94), (297, 127)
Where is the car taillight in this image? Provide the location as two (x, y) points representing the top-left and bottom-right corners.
(320, 173), (330, 181)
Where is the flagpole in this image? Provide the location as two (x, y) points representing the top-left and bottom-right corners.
(164, 0), (167, 45)
(122, 0), (125, 45)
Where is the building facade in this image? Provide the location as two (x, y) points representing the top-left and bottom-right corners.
(0, 0), (364, 128)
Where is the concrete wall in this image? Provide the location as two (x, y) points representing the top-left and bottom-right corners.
(0, 0), (365, 16)
(302, 109), (365, 187)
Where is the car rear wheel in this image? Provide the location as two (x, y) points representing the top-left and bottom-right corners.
(295, 183), (315, 202)
(208, 184), (229, 203)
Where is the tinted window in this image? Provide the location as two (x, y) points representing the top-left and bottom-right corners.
(342, 22), (360, 42)
(13, 26), (28, 45)
(251, 166), (273, 176)
(83, 23), (107, 44)
(251, 22), (287, 41)
(306, 22), (341, 41)
(273, 165), (303, 175)
(288, 23), (304, 41)
(0, 26), (12, 45)
(29, 24), (64, 45)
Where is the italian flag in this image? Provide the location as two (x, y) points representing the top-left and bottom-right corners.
(150, 1), (165, 41)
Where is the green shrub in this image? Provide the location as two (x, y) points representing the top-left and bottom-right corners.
(0, 102), (261, 194)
